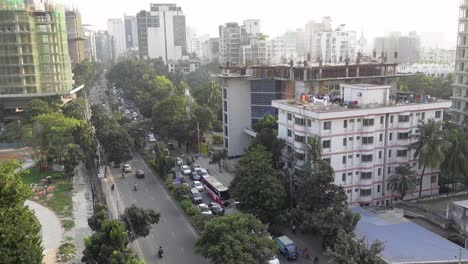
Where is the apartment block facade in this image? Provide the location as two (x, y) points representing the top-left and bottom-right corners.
(273, 84), (451, 205)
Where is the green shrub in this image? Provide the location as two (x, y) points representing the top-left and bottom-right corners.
(192, 213), (212, 232)
(165, 179), (175, 191)
(185, 206), (199, 217)
(172, 184), (188, 201)
(179, 199), (192, 210)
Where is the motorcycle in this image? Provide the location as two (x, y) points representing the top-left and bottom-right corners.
(158, 247), (164, 258)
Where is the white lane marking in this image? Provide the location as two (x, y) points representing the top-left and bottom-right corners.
(180, 247), (185, 253)
(161, 217), (167, 223)
(171, 232), (176, 238)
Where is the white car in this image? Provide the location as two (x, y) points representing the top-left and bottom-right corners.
(132, 112), (138, 118)
(198, 168), (209, 178)
(148, 136), (156, 142)
(192, 181), (204, 192)
(123, 163), (132, 173)
(181, 165), (191, 175)
(268, 257), (280, 264)
(124, 109), (130, 114)
(198, 203), (213, 215)
(176, 157), (183, 166)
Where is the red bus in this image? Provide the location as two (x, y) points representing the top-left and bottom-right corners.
(204, 176), (230, 206)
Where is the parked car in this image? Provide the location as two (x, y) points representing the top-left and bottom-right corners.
(176, 157), (184, 166)
(124, 109), (130, 114)
(275, 236), (298, 260)
(191, 164), (201, 172)
(198, 203), (213, 215)
(123, 163), (132, 173)
(148, 136), (156, 143)
(136, 169), (144, 178)
(192, 181), (204, 192)
(190, 188), (203, 204)
(181, 165), (191, 175)
(198, 168), (209, 178)
(208, 202), (225, 216)
(190, 171), (201, 181)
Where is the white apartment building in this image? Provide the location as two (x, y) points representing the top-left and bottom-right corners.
(243, 19), (260, 35)
(319, 24), (356, 63)
(219, 22), (242, 66)
(273, 83), (451, 206)
(107, 18), (126, 58)
(305, 17), (332, 61)
(398, 63), (454, 78)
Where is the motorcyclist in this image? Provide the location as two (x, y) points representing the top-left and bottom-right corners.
(133, 183), (137, 191)
(158, 246), (164, 257)
(111, 184), (115, 191)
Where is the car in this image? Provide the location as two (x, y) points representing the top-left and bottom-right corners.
(123, 163), (132, 173)
(192, 181), (204, 192)
(148, 136), (156, 142)
(190, 188), (203, 204)
(181, 165), (191, 175)
(124, 109), (130, 114)
(132, 112), (138, 118)
(198, 168), (209, 178)
(198, 203), (213, 215)
(191, 164), (201, 172)
(190, 171), (201, 181)
(208, 202), (225, 216)
(176, 157), (183, 166)
(136, 169), (144, 178)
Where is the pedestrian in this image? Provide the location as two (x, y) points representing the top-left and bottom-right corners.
(303, 247), (309, 259)
(292, 224), (297, 234)
(191, 156), (194, 163)
(314, 256), (320, 264)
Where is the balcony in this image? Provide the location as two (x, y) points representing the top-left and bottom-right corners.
(360, 178), (373, 186)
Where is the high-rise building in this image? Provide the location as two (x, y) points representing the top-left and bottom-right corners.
(0, 0), (74, 98)
(219, 22), (242, 66)
(373, 32), (421, 64)
(451, 0), (468, 126)
(124, 15), (138, 50)
(95, 31), (115, 64)
(202, 37), (219, 63)
(318, 24), (356, 63)
(65, 9), (85, 65)
(243, 19), (260, 35)
(304, 17), (332, 61)
(136, 3), (186, 63)
(273, 84), (450, 205)
(107, 18), (126, 58)
(83, 25), (97, 62)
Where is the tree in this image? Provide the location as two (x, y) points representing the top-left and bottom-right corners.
(62, 99), (86, 120)
(23, 99), (51, 123)
(119, 204), (160, 242)
(230, 145), (287, 224)
(73, 60), (94, 87)
(152, 96), (191, 145)
(440, 127), (468, 192)
(192, 103), (215, 136)
(388, 165), (418, 200)
(196, 213), (277, 264)
(410, 119), (447, 198)
(83, 204), (143, 264)
(253, 114), (277, 132)
(63, 144), (84, 181)
(251, 128), (285, 169)
(327, 229), (385, 264)
(210, 149), (228, 172)
(0, 161), (43, 263)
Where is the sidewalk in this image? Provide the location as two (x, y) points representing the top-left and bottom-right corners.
(25, 200), (62, 264)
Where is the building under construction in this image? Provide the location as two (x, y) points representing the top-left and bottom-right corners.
(0, 0), (77, 116)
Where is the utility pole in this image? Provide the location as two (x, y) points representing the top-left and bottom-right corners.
(197, 122), (201, 155)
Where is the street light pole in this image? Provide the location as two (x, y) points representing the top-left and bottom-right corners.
(197, 122), (201, 155)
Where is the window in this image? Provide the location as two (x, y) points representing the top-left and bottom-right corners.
(343, 120), (348, 128)
(387, 183), (391, 191)
(343, 138), (347, 146)
(380, 116), (384, 124)
(224, 138), (229, 148)
(287, 113), (292, 121)
(379, 151), (382, 159)
(389, 133), (393, 140)
(348, 172), (352, 176)
(295, 135), (305, 143)
(360, 189), (372, 196)
(357, 119), (362, 122)
(323, 121), (331, 130)
(349, 119), (355, 123)
(342, 173), (346, 182)
(287, 129), (292, 137)
(323, 158), (331, 164)
(224, 126), (228, 137)
(307, 119), (312, 127)
(379, 134), (383, 142)
(378, 168), (381, 176)
(377, 185), (381, 192)
(363, 118), (374, 126)
(223, 88), (227, 99)
(361, 172), (372, 179)
(398, 115), (410, 122)
(431, 175), (437, 183)
(349, 137), (354, 141)
(397, 132), (409, 140)
(421, 112), (425, 120)
(295, 117), (305, 126)
(348, 155), (353, 159)
(356, 154), (360, 158)
(295, 152), (305, 161)
(347, 189), (352, 194)
(224, 113), (228, 124)
(388, 150), (392, 158)
(390, 115), (394, 123)
(357, 136), (361, 140)
(287, 145), (292, 154)
(397, 150), (408, 157)
(435, 111), (441, 118)
(342, 156), (347, 164)
(355, 188), (359, 192)
(388, 167), (391, 174)
(322, 140), (331, 149)
(224, 101), (227, 112)
(362, 137), (374, 144)
(361, 154), (373, 162)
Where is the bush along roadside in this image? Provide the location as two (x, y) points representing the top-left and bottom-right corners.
(142, 153), (212, 233)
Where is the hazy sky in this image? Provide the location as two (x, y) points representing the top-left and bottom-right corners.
(69, 0), (459, 49)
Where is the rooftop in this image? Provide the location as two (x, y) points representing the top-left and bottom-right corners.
(352, 207), (468, 264)
(453, 200), (468, 209)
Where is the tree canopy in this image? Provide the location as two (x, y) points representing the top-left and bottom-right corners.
(195, 213), (276, 264)
(119, 204), (160, 242)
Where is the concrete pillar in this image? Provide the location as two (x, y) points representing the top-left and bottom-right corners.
(356, 67), (360, 77)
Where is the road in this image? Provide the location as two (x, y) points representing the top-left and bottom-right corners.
(91, 79), (208, 264)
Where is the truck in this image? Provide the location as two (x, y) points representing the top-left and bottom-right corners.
(275, 235), (298, 260)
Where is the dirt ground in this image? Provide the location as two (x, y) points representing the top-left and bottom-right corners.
(0, 147), (32, 161)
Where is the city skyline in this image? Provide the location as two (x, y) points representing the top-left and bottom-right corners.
(68, 0), (459, 49)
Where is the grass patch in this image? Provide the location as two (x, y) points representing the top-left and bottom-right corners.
(23, 166), (73, 218)
(58, 242), (76, 262)
(63, 219), (75, 231)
